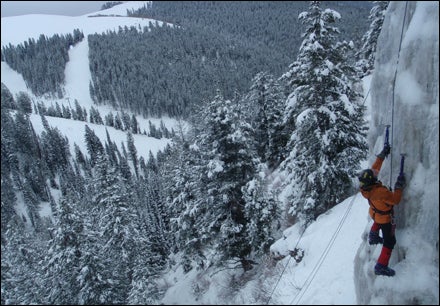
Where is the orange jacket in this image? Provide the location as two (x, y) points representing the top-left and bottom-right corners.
(360, 157), (403, 224)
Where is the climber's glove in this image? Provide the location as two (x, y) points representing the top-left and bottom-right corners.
(394, 173), (406, 190)
(377, 143), (391, 159)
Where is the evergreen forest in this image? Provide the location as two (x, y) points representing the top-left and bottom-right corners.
(1, 1), (390, 304)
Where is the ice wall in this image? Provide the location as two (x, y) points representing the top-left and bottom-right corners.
(355, 1), (439, 304)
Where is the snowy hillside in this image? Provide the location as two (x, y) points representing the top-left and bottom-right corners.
(1, 1), (156, 46)
(1, 1), (179, 163)
(1, 1), (438, 305)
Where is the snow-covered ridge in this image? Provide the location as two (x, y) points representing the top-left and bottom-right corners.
(1, 1), (162, 47)
(85, 1), (152, 17)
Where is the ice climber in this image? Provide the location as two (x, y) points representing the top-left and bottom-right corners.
(358, 143), (406, 276)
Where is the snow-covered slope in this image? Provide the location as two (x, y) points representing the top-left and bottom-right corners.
(1, 1), (178, 163)
(1, 1), (437, 305)
(1, 1), (157, 46)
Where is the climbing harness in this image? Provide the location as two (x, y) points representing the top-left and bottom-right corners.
(368, 198), (393, 216)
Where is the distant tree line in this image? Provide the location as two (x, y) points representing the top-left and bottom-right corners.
(1, 84), (174, 139)
(1, 29), (84, 98)
(88, 22), (283, 118)
(89, 1), (371, 118)
(127, 1), (371, 66)
(101, 1), (123, 10)
(1, 2), (371, 119)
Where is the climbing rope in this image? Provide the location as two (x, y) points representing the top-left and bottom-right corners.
(389, 1), (409, 187)
(265, 222), (307, 305)
(362, 87), (371, 106)
(265, 193), (358, 305)
(264, 77), (370, 303)
(290, 193), (358, 305)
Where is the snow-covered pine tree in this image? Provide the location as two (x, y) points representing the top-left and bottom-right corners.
(76, 225), (110, 305)
(242, 163), (280, 258)
(89, 154), (139, 304)
(74, 99), (85, 121)
(104, 128), (119, 166)
(1, 111), (19, 233)
(142, 167), (171, 262)
(42, 194), (83, 304)
(1, 82), (17, 110)
(1, 218), (47, 304)
(356, 1), (389, 77)
(126, 130), (139, 178)
(84, 125), (104, 167)
(127, 228), (165, 304)
(40, 114), (70, 172)
(160, 122), (208, 271)
(280, 1), (368, 225)
(197, 91), (258, 269)
(243, 72), (288, 169)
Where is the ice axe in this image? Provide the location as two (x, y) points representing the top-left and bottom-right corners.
(384, 124), (391, 146)
(399, 153), (406, 176)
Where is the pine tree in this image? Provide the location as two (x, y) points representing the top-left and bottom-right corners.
(76, 226), (110, 305)
(90, 106), (104, 125)
(74, 99), (84, 121)
(105, 128), (119, 166)
(16, 92), (33, 114)
(130, 114), (139, 134)
(55, 102), (63, 117)
(1, 174), (16, 234)
(74, 143), (88, 170)
(1, 219), (47, 304)
(126, 131), (139, 178)
(121, 112), (131, 131)
(84, 125), (104, 167)
(62, 104), (72, 119)
(243, 72), (288, 169)
(88, 154), (139, 304)
(1, 82), (16, 110)
(356, 1), (389, 77)
(161, 128), (207, 270)
(1, 111), (19, 202)
(196, 91), (258, 268)
(145, 169), (170, 258)
(105, 112), (115, 127)
(114, 112), (123, 130)
(40, 114), (70, 172)
(280, 1), (368, 225)
(126, 221), (165, 304)
(42, 194), (84, 304)
(242, 163), (280, 258)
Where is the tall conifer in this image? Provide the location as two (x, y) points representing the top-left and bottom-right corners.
(280, 1), (368, 225)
